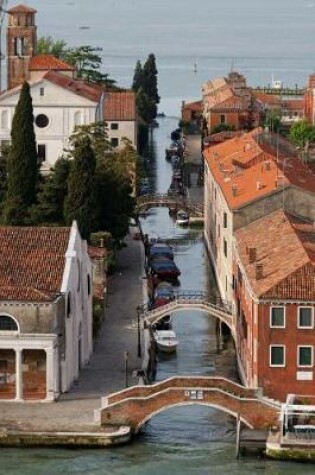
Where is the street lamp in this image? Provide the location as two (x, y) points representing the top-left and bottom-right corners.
(137, 305), (142, 358)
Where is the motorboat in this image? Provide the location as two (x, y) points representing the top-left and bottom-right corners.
(153, 329), (178, 353)
(149, 243), (174, 261)
(150, 259), (181, 281)
(176, 210), (189, 226)
(152, 283), (175, 308)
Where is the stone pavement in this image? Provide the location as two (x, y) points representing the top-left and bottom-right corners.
(0, 233), (145, 431)
(184, 133), (204, 204)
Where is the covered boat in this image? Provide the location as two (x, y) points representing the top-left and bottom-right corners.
(153, 329), (178, 353)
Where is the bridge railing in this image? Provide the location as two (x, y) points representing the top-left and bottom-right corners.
(136, 194), (203, 216)
(104, 376), (261, 407)
(138, 290), (233, 320)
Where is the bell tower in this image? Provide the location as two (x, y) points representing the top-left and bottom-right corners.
(6, 4), (37, 90)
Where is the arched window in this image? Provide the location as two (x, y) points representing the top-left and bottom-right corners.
(74, 111), (82, 126)
(0, 315), (19, 332)
(1, 110), (8, 129)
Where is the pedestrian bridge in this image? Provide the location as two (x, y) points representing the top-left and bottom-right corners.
(136, 194), (203, 216)
(96, 376), (280, 433)
(139, 291), (235, 337)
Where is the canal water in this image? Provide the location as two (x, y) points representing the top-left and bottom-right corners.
(1, 118), (312, 474)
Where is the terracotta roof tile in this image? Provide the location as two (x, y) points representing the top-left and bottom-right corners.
(0, 226), (70, 302)
(183, 100), (203, 112)
(103, 91), (137, 121)
(8, 4), (37, 13)
(44, 71), (103, 103)
(235, 210), (315, 300)
(203, 129), (315, 209)
(29, 55), (74, 71)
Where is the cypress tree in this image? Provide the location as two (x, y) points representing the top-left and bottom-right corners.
(142, 53), (160, 106)
(64, 136), (97, 241)
(132, 60), (143, 92)
(3, 81), (38, 224)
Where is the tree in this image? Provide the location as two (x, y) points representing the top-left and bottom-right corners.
(37, 38), (117, 88)
(290, 120), (315, 149)
(68, 121), (111, 160)
(37, 36), (67, 58)
(263, 108), (282, 133)
(142, 53), (160, 105)
(64, 136), (98, 240)
(30, 157), (71, 225)
(3, 82), (38, 225)
(136, 87), (157, 125)
(132, 60), (143, 92)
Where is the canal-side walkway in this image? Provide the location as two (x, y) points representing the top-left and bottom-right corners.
(0, 233), (145, 435)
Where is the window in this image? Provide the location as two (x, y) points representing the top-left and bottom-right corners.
(220, 114), (226, 124)
(223, 238), (227, 257)
(67, 292), (71, 318)
(111, 137), (119, 147)
(35, 114), (49, 128)
(298, 307), (313, 328)
(87, 275), (91, 296)
(270, 345), (285, 367)
(223, 212), (227, 228)
(14, 37), (25, 56)
(298, 346), (313, 367)
(270, 306), (285, 328)
(40, 87), (45, 97)
(110, 123), (119, 130)
(0, 315), (18, 332)
(37, 144), (46, 163)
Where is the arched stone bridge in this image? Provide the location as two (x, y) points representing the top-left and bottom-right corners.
(140, 291), (235, 337)
(96, 376), (280, 433)
(136, 194), (203, 216)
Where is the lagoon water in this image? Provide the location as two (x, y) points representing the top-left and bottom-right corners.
(1, 1), (315, 473)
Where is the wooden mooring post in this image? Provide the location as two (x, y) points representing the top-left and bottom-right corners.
(235, 413), (241, 459)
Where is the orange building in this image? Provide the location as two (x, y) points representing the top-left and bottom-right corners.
(202, 71), (259, 134)
(304, 74), (315, 124)
(234, 210), (315, 401)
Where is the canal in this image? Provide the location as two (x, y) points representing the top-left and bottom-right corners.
(1, 118), (313, 474)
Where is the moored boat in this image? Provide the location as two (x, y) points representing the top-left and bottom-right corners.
(153, 329), (178, 353)
(176, 210), (189, 226)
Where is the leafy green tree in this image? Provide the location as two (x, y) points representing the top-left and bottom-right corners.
(68, 121), (111, 159)
(212, 123), (235, 134)
(132, 60), (143, 92)
(3, 82), (38, 225)
(290, 120), (315, 148)
(64, 136), (98, 240)
(37, 36), (67, 58)
(264, 108), (282, 133)
(31, 157), (71, 225)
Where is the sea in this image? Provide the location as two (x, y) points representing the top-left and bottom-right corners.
(1, 0), (315, 473)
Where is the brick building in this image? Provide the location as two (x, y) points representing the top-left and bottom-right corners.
(304, 73), (315, 124)
(233, 210), (315, 401)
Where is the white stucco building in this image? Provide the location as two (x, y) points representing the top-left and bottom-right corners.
(0, 221), (93, 401)
(0, 4), (138, 171)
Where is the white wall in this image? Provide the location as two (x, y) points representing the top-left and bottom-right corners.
(107, 120), (137, 150)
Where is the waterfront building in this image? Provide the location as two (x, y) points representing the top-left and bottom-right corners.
(0, 222), (93, 401)
(203, 129), (315, 306)
(0, 4), (138, 171)
(202, 71), (259, 134)
(233, 210), (315, 401)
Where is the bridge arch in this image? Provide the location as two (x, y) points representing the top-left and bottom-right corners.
(136, 400), (253, 433)
(136, 194), (203, 216)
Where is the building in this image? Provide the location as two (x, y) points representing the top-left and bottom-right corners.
(233, 210), (315, 401)
(0, 222), (93, 401)
(203, 129), (315, 305)
(304, 73), (315, 124)
(102, 91), (138, 150)
(253, 91), (304, 128)
(202, 71), (259, 134)
(0, 4), (138, 171)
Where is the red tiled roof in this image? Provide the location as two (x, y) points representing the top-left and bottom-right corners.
(182, 100), (203, 112)
(235, 210), (315, 300)
(44, 71), (103, 103)
(29, 55), (74, 71)
(103, 91), (137, 121)
(8, 4), (37, 13)
(0, 226), (71, 302)
(203, 129), (315, 209)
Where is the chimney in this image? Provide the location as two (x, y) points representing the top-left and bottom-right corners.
(265, 161), (271, 171)
(232, 184), (238, 197)
(256, 181), (261, 190)
(100, 238), (104, 247)
(255, 263), (264, 280)
(249, 247), (257, 263)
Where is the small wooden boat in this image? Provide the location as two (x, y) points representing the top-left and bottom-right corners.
(153, 329), (178, 353)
